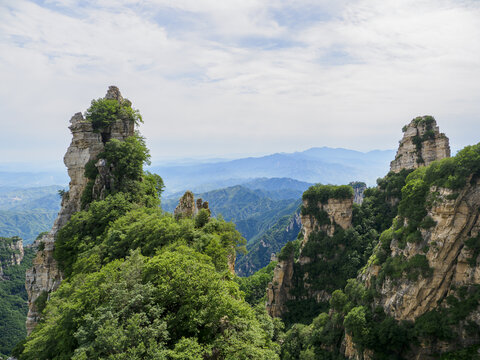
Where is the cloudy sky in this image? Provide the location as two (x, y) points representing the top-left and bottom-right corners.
(1, 0), (480, 169)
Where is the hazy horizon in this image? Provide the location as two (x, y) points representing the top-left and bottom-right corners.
(1, 0), (479, 166)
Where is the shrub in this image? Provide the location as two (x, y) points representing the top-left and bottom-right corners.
(85, 98), (142, 132)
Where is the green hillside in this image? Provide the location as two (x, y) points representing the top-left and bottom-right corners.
(0, 238), (35, 358)
(163, 185), (300, 243)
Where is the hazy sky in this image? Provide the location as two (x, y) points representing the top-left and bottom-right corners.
(1, 0), (480, 168)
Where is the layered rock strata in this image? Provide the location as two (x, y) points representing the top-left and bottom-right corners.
(267, 195), (353, 317)
(390, 116), (450, 173)
(346, 119), (478, 358)
(25, 86), (134, 334)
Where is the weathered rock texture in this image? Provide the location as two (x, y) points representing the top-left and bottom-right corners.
(346, 119), (479, 358)
(25, 86), (134, 334)
(349, 182), (367, 205)
(369, 183), (480, 319)
(301, 197), (353, 242)
(266, 196), (353, 317)
(266, 252), (295, 317)
(174, 192), (211, 219)
(0, 236), (24, 278)
(390, 116), (450, 173)
(355, 179), (480, 358)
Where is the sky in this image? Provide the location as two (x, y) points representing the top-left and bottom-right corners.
(1, 0), (480, 169)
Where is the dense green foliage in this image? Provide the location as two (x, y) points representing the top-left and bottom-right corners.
(0, 238), (35, 358)
(85, 98), (142, 132)
(236, 261), (277, 305)
(81, 134), (162, 209)
(280, 179), (404, 326)
(19, 99), (278, 359)
(22, 248), (278, 360)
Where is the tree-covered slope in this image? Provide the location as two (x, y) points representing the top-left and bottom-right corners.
(16, 91), (281, 360)
(0, 238), (35, 358)
(163, 185), (300, 243)
(0, 210), (58, 244)
(0, 186), (62, 244)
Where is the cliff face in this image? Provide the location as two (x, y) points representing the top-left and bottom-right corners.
(25, 86), (134, 334)
(349, 182), (367, 205)
(266, 193), (353, 318)
(344, 119), (480, 358)
(372, 182), (480, 321)
(0, 236), (24, 278)
(301, 197), (353, 242)
(390, 116), (450, 173)
(266, 252), (295, 318)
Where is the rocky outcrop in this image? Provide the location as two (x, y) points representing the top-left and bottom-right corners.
(174, 192), (211, 219)
(390, 116), (450, 173)
(0, 236), (24, 278)
(301, 197), (353, 242)
(344, 119), (479, 358)
(174, 191), (195, 218)
(349, 182), (367, 205)
(25, 86), (135, 334)
(267, 193), (353, 317)
(370, 182), (480, 322)
(266, 252), (295, 317)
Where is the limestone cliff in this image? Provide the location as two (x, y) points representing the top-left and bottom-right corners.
(0, 236), (24, 279)
(390, 116), (450, 173)
(174, 191), (211, 219)
(266, 251), (295, 318)
(267, 188), (353, 318)
(349, 182), (367, 205)
(344, 119), (480, 358)
(25, 86), (135, 334)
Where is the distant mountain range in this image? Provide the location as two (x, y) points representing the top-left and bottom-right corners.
(162, 179), (305, 243)
(0, 186), (62, 243)
(150, 147), (395, 195)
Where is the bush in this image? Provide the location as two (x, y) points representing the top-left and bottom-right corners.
(85, 98), (142, 132)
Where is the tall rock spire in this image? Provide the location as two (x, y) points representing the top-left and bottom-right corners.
(25, 86), (135, 334)
(390, 116), (450, 173)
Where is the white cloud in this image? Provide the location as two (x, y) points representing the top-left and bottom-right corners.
(0, 0), (479, 166)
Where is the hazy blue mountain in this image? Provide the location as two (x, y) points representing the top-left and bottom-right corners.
(0, 186), (63, 211)
(150, 147), (394, 195)
(0, 171), (68, 188)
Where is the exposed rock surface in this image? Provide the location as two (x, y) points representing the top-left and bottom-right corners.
(267, 195), (353, 317)
(266, 251), (295, 318)
(349, 182), (367, 205)
(390, 116), (450, 173)
(174, 191), (211, 219)
(0, 236), (24, 278)
(301, 197), (353, 242)
(346, 119), (479, 358)
(368, 182), (480, 321)
(25, 86), (134, 334)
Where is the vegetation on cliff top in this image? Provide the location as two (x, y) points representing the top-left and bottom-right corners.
(17, 94), (277, 360)
(85, 97), (142, 132)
